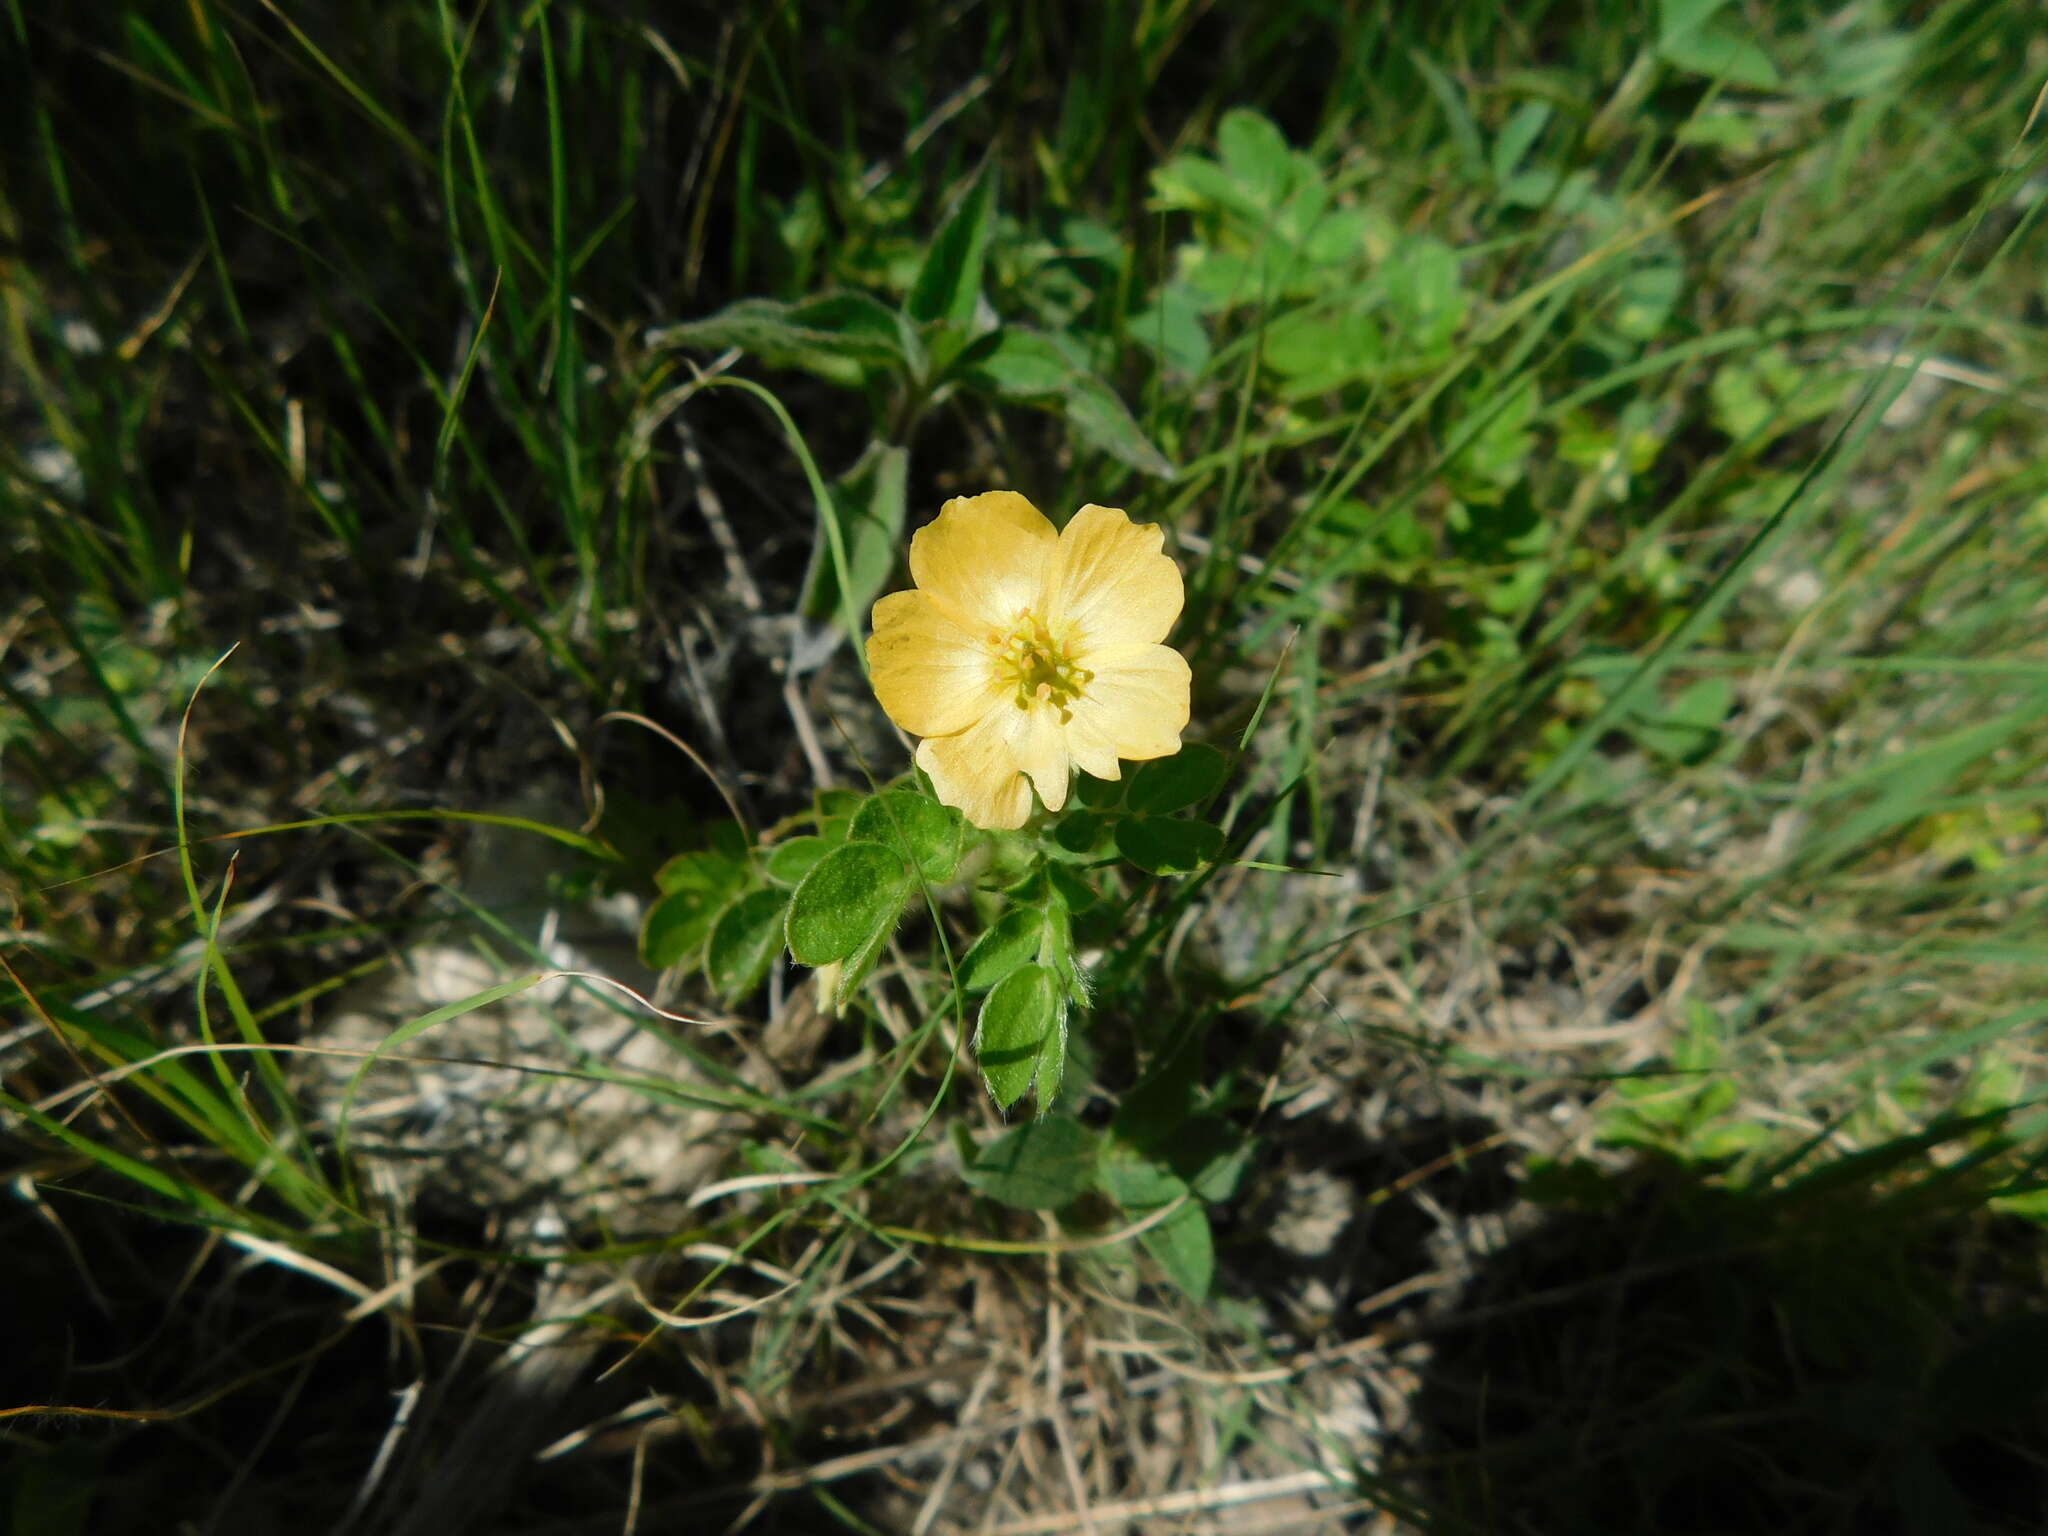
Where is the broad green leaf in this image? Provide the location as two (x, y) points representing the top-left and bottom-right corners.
(1381, 237), (1468, 350)
(978, 963), (1062, 1110)
(803, 440), (909, 627)
(814, 787), (862, 843)
(1128, 744), (1231, 816)
(1046, 862), (1098, 914)
(1176, 1121), (1253, 1203)
(815, 788), (865, 820)
(908, 169), (997, 328)
(1612, 263), (1684, 341)
(1301, 205), (1389, 269)
(642, 851), (748, 970)
(1076, 771), (1126, 810)
(961, 326), (1072, 399)
(654, 845), (747, 896)
(1108, 1051), (1247, 1201)
(1177, 247), (1267, 312)
(765, 835), (832, 885)
(1149, 152), (1266, 220)
(786, 841), (910, 966)
(1099, 1148), (1213, 1300)
(1115, 816), (1225, 875)
(959, 905), (1051, 993)
(964, 1115), (1099, 1210)
(848, 790), (964, 884)
(1140, 1202), (1214, 1301)
(1657, 0), (1781, 89)
(1049, 809), (1111, 859)
(1125, 282), (1211, 378)
(706, 888), (790, 1001)
(1261, 307), (1382, 393)
(1215, 108), (1299, 208)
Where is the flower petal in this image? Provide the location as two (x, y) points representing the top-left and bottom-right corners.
(867, 590), (1002, 738)
(909, 491), (1057, 631)
(1042, 504), (1183, 650)
(1011, 703), (1071, 814)
(916, 708), (1035, 831)
(1065, 642), (1191, 775)
(915, 698), (1072, 829)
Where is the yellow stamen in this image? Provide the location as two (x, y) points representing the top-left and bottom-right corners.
(995, 610), (1091, 716)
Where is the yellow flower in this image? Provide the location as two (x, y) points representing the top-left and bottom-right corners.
(867, 491), (1191, 831)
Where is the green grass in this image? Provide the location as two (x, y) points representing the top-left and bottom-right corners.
(4, 1), (2047, 1530)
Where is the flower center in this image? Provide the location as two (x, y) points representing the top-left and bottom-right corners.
(993, 611), (1091, 715)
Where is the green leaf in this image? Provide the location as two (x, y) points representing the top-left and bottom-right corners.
(848, 790), (964, 884)
(1049, 809), (1111, 859)
(1215, 108), (1299, 207)
(1261, 306), (1382, 393)
(654, 845), (747, 895)
(962, 328), (1175, 480)
(1812, 29), (1913, 100)
(1062, 371), (1177, 479)
(786, 841), (911, 966)
(1099, 1148), (1213, 1301)
(1150, 152), (1266, 220)
(978, 963), (1063, 1110)
(1141, 1202), (1214, 1301)
(641, 858), (747, 970)
(1709, 345), (1848, 445)
(765, 835), (832, 886)
(959, 905), (1051, 993)
(706, 888), (790, 1001)
(802, 440), (909, 627)
(1630, 676), (1734, 765)
(1126, 282), (1212, 378)
(1409, 49), (1488, 182)
(827, 900), (899, 1007)
(1381, 237), (1468, 351)
(1611, 263), (1684, 341)
(1115, 816), (1225, 875)
(1447, 377), (1539, 499)
(1034, 1001), (1071, 1107)
(964, 1115), (1100, 1210)
(1128, 744), (1231, 816)
(1179, 1124), (1253, 1203)
(1657, 0), (1781, 89)
(1045, 861), (1098, 914)
(1490, 101), (1552, 183)
(908, 169), (997, 329)
(646, 292), (907, 383)
(961, 326), (1072, 399)
(1109, 1049), (1248, 1201)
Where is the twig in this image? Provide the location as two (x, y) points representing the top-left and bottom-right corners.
(676, 419), (764, 612)
(978, 1470), (1346, 1534)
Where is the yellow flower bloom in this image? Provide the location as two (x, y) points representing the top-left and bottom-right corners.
(867, 491), (1191, 831)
